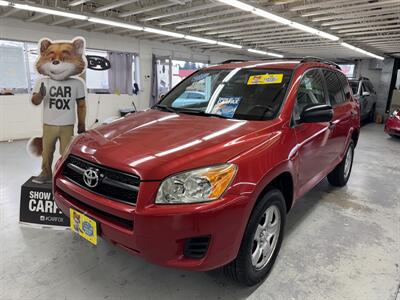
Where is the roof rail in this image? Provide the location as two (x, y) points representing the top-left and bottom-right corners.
(300, 56), (341, 70)
(220, 59), (247, 64)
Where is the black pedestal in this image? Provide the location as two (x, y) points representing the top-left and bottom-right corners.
(20, 177), (69, 227)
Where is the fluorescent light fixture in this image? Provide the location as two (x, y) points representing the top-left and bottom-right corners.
(289, 22), (339, 41)
(144, 27), (184, 38)
(88, 17), (143, 31)
(248, 49), (267, 55)
(248, 49), (284, 58)
(13, 3), (88, 20)
(217, 41), (243, 49)
(217, 0), (254, 12)
(217, 0), (339, 42)
(253, 8), (291, 25)
(266, 52), (284, 58)
(0, 1), (9, 6)
(185, 35), (217, 44)
(341, 42), (384, 60)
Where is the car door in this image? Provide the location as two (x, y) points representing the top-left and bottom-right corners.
(360, 82), (370, 117)
(323, 70), (353, 161)
(293, 69), (336, 191)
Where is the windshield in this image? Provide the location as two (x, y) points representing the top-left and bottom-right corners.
(349, 81), (359, 95)
(155, 68), (293, 121)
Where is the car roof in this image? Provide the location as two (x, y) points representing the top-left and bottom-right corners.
(204, 60), (342, 72)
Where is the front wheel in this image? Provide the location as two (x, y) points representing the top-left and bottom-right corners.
(223, 189), (286, 286)
(327, 140), (355, 187)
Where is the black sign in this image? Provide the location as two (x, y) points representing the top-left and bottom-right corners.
(20, 177), (69, 227)
(86, 55), (111, 71)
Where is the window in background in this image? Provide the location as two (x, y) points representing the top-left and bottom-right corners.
(172, 60), (208, 88)
(0, 40), (29, 93)
(26, 42), (39, 90)
(338, 64), (355, 78)
(86, 49), (109, 92)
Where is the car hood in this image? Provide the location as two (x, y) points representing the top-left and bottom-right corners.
(69, 109), (279, 180)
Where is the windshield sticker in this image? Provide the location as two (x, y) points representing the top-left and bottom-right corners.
(211, 97), (241, 118)
(247, 74), (283, 85)
(191, 73), (209, 82)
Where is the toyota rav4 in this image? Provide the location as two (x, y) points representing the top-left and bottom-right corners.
(54, 58), (360, 286)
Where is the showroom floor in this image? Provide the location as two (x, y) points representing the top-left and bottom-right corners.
(0, 123), (399, 300)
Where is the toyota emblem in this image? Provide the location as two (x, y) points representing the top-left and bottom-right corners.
(83, 168), (99, 188)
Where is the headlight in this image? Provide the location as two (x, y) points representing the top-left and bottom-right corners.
(155, 164), (237, 204)
(392, 109), (400, 119)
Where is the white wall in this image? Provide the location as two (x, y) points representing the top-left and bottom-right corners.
(0, 18), (252, 141)
(0, 93), (138, 141)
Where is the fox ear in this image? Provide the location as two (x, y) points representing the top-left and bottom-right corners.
(39, 39), (52, 54)
(72, 37), (85, 55)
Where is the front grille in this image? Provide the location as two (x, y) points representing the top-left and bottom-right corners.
(58, 188), (134, 230)
(183, 236), (211, 259)
(61, 155), (140, 205)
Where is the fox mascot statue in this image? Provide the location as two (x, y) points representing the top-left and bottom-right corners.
(30, 37), (87, 184)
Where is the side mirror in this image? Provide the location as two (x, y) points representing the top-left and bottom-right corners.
(300, 104), (333, 123)
(362, 91), (370, 97)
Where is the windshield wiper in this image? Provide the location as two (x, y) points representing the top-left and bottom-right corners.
(153, 104), (177, 113)
(176, 109), (231, 119)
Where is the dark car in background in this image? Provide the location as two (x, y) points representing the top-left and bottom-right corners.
(349, 77), (377, 122)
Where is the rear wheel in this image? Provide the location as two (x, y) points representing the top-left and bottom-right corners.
(223, 189), (286, 286)
(327, 140), (355, 187)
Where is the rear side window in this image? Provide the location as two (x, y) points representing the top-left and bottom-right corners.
(337, 72), (352, 101)
(294, 69), (326, 121)
(323, 70), (345, 106)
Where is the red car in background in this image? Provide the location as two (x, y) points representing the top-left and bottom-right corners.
(54, 58), (360, 286)
(385, 109), (400, 137)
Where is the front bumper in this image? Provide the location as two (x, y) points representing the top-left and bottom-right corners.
(385, 117), (400, 136)
(54, 175), (250, 271)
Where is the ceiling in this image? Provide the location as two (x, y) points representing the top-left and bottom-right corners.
(1, 0), (399, 60)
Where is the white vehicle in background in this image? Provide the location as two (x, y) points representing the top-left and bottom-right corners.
(349, 77), (377, 122)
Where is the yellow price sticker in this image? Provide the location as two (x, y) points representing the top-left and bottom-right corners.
(247, 74), (284, 85)
(70, 208), (98, 245)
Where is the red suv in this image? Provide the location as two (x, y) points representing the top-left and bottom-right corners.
(54, 58), (360, 286)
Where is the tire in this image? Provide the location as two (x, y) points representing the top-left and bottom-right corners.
(223, 189), (286, 286)
(327, 140), (355, 187)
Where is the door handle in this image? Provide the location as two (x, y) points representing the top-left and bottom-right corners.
(329, 121), (336, 129)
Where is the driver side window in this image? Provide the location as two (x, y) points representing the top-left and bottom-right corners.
(294, 69), (327, 122)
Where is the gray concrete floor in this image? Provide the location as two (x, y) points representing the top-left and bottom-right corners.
(0, 123), (399, 300)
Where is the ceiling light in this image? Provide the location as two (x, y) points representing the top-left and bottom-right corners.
(13, 3), (88, 20)
(185, 35), (217, 44)
(217, 0), (254, 12)
(217, 41), (243, 49)
(144, 27), (184, 38)
(248, 49), (284, 58)
(216, 0), (339, 42)
(341, 43), (384, 60)
(253, 8), (291, 25)
(88, 17), (143, 31)
(266, 52), (284, 58)
(0, 1), (9, 6)
(289, 22), (339, 41)
(248, 49), (267, 55)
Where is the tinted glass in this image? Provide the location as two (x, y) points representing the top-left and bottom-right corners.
(337, 72), (352, 101)
(323, 70), (345, 106)
(157, 68), (293, 121)
(294, 69), (326, 121)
